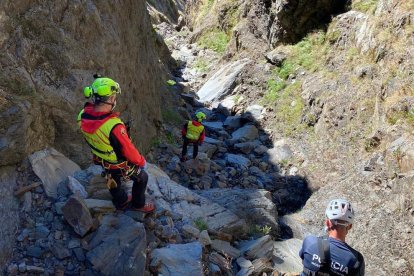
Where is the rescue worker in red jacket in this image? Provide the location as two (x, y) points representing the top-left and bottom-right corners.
(181, 112), (206, 162)
(77, 76), (155, 213)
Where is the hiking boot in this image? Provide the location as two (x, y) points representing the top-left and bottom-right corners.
(128, 202), (155, 213)
(116, 194), (132, 211)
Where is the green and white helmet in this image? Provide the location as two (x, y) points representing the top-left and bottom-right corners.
(195, 111), (206, 122)
(84, 77), (121, 100)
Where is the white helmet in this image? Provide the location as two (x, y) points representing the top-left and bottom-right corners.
(325, 199), (354, 224)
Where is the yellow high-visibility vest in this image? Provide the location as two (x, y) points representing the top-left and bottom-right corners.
(78, 109), (123, 163)
(186, 121), (204, 140)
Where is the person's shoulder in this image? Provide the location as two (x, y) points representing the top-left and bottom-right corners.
(303, 235), (319, 245)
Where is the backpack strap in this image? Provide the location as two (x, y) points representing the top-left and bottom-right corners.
(317, 237), (331, 272)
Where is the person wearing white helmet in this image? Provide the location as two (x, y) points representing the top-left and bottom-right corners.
(299, 199), (365, 276)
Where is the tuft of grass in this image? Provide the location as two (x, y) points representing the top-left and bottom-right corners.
(248, 224), (272, 237)
(352, 0), (378, 13)
(193, 217), (208, 231)
(197, 28), (229, 54)
(387, 110), (414, 125)
(264, 80), (286, 103)
(194, 58), (209, 73)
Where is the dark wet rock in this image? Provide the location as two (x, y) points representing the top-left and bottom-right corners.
(51, 243), (71, 260)
(223, 116), (243, 130)
(62, 197), (93, 237)
(87, 214), (146, 276)
(26, 246), (43, 258)
(211, 239), (241, 259)
(225, 154), (251, 169)
(238, 235), (274, 260)
(231, 125), (259, 141)
(234, 141), (261, 155)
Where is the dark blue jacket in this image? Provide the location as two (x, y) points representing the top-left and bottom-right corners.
(299, 236), (365, 275)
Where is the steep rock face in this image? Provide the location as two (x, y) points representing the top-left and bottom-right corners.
(0, 0), (169, 166)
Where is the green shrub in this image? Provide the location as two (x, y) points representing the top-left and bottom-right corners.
(197, 28), (229, 53)
(248, 224), (272, 237)
(193, 218), (208, 231)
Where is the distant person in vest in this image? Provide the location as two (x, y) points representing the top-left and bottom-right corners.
(180, 111), (206, 162)
(77, 75), (155, 213)
(299, 199), (365, 276)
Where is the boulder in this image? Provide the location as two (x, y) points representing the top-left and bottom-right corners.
(199, 143), (218, 158)
(265, 50), (287, 66)
(213, 96), (237, 116)
(238, 235), (274, 260)
(266, 140), (294, 164)
(67, 176), (88, 198)
(234, 141), (261, 155)
(199, 230), (212, 246)
(29, 148), (81, 198)
(150, 242), (203, 276)
(182, 224), (200, 239)
(243, 105), (264, 121)
(85, 175), (111, 200)
(147, 164), (248, 237)
(237, 257), (254, 276)
(225, 154), (251, 169)
(204, 137), (223, 146)
(197, 189), (279, 235)
(203, 121), (225, 133)
(62, 196), (93, 237)
(231, 125), (259, 141)
(87, 214), (146, 276)
(223, 116), (243, 130)
(211, 239), (241, 259)
(197, 59), (251, 103)
(272, 239), (302, 273)
(84, 199), (115, 214)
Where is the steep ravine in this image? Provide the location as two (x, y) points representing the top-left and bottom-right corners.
(1, 0), (414, 275)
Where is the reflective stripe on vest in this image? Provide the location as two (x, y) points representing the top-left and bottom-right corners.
(186, 121), (204, 140)
(79, 110), (123, 163)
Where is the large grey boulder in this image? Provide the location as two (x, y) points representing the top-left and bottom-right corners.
(197, 189), (279, 235)
(225, 154), (251, 169)
(203, 121), (224, 133)
(197, 59), (251, 103)
(147, 164), (248, 237)
(231, 125), (259, 141)
(86, 214), (146, 276)
(29, 148), (81, 198)
(238, 235), (274, 260)
(272, 239), (302, 273)
(62, 196), (93, 237)
(204, 136), (223, 146)
(150, 242), (203, 276)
